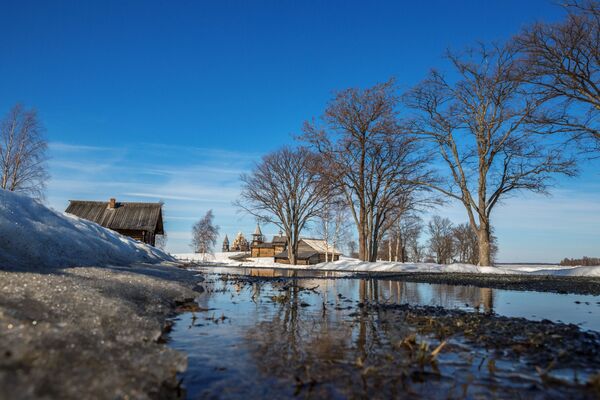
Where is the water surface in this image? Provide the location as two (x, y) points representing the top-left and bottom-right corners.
(169, 266), (600, 399)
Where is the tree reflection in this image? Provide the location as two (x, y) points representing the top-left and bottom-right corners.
(243, 279), (463, 398)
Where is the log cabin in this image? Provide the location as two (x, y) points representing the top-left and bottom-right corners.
(65, 198), (164, 246)
(274, 238), (341, 265)
(250, 224), (287, 257)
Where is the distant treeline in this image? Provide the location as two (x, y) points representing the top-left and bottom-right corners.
(560, 257), (600, 266)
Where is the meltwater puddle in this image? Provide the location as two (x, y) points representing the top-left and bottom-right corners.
(167, 268), (600, 399)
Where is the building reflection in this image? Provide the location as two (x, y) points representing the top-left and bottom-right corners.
(206, 266), (496, 313)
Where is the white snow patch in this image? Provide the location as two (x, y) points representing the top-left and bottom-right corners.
(0, 189), (175, 269)
(174, 252), (600, 277)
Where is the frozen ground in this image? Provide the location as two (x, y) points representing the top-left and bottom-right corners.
(0, 190), (207, 398)
(0, 189), (174, 270)
(0, 263), (204, 399)
(174, 252), (600, 277)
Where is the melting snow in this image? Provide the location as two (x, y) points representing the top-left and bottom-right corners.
(0, 189), (175, 269)
(174, 252), (600, 277)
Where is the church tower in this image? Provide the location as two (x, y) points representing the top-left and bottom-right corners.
(251, 224), (264, 246)
(222, 234), (230, 252)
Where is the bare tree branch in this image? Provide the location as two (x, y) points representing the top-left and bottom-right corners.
(516, 0), (600, 153)
(302, 80), (435, 262)
(404, 44), (577, 266)
(236, 147), (330, 265)
(0, 104), (49, 198)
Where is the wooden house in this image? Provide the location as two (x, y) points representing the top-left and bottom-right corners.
(65, 198), (164, 246)
(250, 225), (287, 257)
(274, 238), (341, 265)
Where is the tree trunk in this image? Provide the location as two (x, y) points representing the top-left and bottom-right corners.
(358, 227), (368, 261)
(287, 232), (299, 265)
(477, 222), (492, 266)
(288, 243), (297, 265)
(369, 240), (378, 262)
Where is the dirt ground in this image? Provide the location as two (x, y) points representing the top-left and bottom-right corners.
(354, 271), (600, 295)
(0, 263), (204, 400)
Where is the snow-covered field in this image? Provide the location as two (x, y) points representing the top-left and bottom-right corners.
(174, 252), (600, 277)
(0, 189), (175, 269)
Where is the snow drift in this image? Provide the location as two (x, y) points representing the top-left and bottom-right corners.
(175, 252), (600, 277)
(0, 189), (175, 269)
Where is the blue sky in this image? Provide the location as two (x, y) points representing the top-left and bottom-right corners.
(1, 0), (598, 261)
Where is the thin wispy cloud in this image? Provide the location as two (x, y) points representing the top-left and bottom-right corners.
(48, 142), (122, 153)
(46, 140), (259, 253)
(46, 139), (600, 259)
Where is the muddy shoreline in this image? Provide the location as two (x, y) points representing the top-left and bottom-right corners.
(0, 263), (204, 400)
(194, 263), (600, 295)
(361, 271), (600, 295)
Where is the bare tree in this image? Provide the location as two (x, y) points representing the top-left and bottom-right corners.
(427, 216), (454, 264)
(237, 147), (330, 265)
(517, 1), (600, 152)
(155, 233), (168, 250)
(407, 233), (426, 263)
(347, 240), (358, 258)
(405, 44), (577, 266)
(382, 214), (422, 262)
(303, 80), (433, 262)
(0, 104), (48, 198)
(560, 256), (600, 266)
(154, 200), (168, 250)
(191, 210), (219, 259)
(314, 197), (351, 262)
(452, 223), (478, 264)
(452, 222), (498, 264)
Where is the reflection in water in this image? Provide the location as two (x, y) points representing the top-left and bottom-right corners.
(169, 268), (600, 398)
(201, 266), (600, 330)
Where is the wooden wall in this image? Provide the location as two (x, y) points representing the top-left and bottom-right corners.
(251, 247), (276, 257)
(114, 229), (155, 246)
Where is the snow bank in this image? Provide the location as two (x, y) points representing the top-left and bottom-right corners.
(175, 252), (281, 267)
(174, 252), (600, 277)
(307, 260), (600, 277)
(0, 189), (175, 269)
(175, 252), (247, 263)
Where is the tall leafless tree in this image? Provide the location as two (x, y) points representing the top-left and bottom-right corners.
(452, 222), (498, 264)
(237, 147), (330, 265)
(347, 240), (358, 258)
(406, 230), (426, 263)
(405, 44), (577, 266)
(191, 210), (219, 259)
(314, 196), (351, 262)
(0, 104), (48, 198)
(427, 216), (454, 264)
(303, 80), (434, 262)
(517, 1), (600, 153)
(381, 214), (422, 262)
(452, 223), (478, 264)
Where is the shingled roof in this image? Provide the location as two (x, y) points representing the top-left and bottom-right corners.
(65, 199), (164, 234)
(274, 238), (341, 260)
